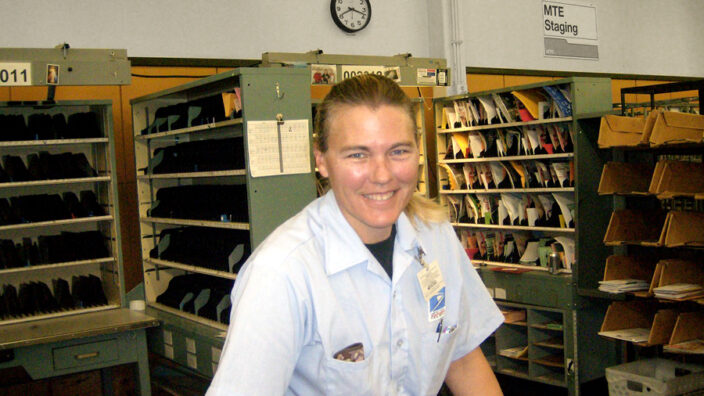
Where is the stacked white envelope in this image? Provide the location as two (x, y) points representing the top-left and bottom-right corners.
(499, 345), (528, 359)
(598, 279), (649, 294)
(653, 283), (704, 300)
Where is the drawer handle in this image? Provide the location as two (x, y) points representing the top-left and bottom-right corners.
(75, 351), (100, 360)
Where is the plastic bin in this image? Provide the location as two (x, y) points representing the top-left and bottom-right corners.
(606, 358), (704, 396)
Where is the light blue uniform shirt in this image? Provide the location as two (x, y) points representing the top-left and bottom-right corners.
(206, 191), (503, 395)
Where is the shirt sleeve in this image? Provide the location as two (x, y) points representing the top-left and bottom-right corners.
(206, 253), (309, 396)
(443, 223), (504, 361)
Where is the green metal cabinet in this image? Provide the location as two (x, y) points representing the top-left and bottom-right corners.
(130, 68), (316, 377)
(0, 100), (156, 395)
(433, 77), (618, 395)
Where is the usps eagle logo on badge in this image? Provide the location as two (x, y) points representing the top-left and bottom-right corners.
(429, 287), (447, 321)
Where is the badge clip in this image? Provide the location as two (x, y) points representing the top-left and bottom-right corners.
(416, 246), (427, 267)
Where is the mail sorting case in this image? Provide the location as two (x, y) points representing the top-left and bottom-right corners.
(595, 81), (704, 367)
(433, 77), (617, 395)
(131, 67), (316, 377)
(0, 100), (124, 325)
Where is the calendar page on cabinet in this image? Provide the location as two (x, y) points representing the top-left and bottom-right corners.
(247, 119), (311, 177)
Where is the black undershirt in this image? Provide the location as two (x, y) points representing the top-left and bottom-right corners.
(365, 225), (396, 279)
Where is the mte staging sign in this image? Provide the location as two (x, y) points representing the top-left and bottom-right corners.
(543, 1), (598, 59)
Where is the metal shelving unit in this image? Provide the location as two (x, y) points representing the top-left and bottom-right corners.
(433, 77), (618, 395)
(130, 67), (316, 378)
(0, 100), (123, 322)
(0, 99), (157, 395)
(591, 80), (704, 367)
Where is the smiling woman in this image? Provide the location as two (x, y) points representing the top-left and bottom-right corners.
(206, 74), (504, 396)
(314, 74), (447, 232)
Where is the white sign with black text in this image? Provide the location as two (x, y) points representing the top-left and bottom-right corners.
(341, 65), (402, 83)
(543, 1), (599, 60)
(0, 63), (32, 86)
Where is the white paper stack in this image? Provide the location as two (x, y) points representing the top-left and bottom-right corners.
(499, 345), (528, 358)
(598, 279), (649, 294)
(598, 328), (651, 343)
(653, 283), (704, 300)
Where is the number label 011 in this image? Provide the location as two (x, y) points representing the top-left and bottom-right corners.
(0, 63), (32, 86)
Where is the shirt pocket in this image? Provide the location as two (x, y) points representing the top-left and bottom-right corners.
(421, 321), (460, 352)
(323, 348), (375, 396)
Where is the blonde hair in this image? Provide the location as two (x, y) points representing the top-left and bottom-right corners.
(314, 74), (446, 226)
(406, 194), (448, 226)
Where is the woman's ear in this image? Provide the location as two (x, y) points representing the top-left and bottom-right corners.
(314, 148), (329, 178)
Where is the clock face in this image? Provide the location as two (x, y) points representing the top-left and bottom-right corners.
(330, 0), (371, 33)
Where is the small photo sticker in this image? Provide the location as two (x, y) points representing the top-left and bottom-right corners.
(311, 64), (336, 85)
(47, 64), (59, 85)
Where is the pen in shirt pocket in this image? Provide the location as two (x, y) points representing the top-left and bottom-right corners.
(436, 320), (458, 343)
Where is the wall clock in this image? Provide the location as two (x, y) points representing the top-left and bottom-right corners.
(330, 0), (371, 33)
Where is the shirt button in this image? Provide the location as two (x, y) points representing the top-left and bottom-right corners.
(396, 339), (404, 348)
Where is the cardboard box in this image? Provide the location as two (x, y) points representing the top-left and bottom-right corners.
(643, 109), (659, 139)
(659, 211), (704, 248)
(598, 114), (649, 148)
(649, 160), (704, 199)
(501, 308), (527, 324)
(665, 311), (704, 354)
(599, 301), (677, 347)
(649, 111), (704, 146)
(603, 255), (657, 283)
(600, 255), (655, 297)
(648, 160), (676, 195)
(603, 209), (667, 246)
(649, 259), (704, 300)
(598, 162), (653, 195)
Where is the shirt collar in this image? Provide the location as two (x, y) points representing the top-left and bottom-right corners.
(319, 190), (420, 276)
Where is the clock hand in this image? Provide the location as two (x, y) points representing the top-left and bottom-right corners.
(348, 7), (366, 16)
(339, 7), (354, 17)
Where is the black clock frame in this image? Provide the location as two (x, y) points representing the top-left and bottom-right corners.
(330, 0), (372, 33)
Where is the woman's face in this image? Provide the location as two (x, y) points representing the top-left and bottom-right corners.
(315, 104), (418, 243)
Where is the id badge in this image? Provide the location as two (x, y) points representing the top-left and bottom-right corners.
(417, 261), (446, 322)
(417, 261), (445, 301)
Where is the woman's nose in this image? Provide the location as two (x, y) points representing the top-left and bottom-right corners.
(370, 157), (392, 184)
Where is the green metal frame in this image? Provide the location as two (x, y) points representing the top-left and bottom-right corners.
(434, 77), (618, 395)
(0, 98), (154, 393)
(0, 100), (126, 307)
(261, 51), (450, 87)
(130, 67), (317, 378)
(0, 47), (130, 86)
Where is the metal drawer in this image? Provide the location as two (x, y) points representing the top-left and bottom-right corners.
(52, 338), (118, 371)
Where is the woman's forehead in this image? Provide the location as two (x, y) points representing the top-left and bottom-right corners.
(327, 105), (415, 140)
(328, 104), (413, 128)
